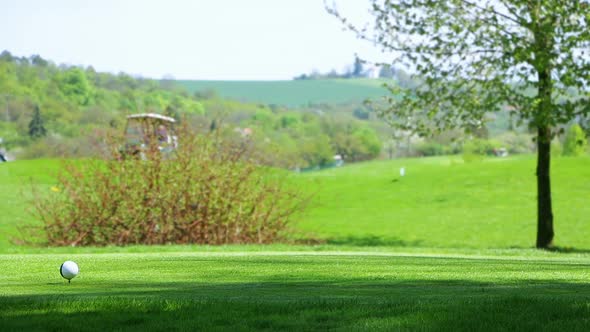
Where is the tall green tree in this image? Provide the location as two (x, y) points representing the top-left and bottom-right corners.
(329, 0), (590, 248)
(28, 104), (47, 139)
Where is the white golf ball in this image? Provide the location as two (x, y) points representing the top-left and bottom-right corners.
(60, 261), (79, 281)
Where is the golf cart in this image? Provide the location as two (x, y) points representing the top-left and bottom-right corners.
(122, 113), (177, 158)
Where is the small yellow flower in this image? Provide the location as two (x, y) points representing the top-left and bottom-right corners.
(51, 186), (60, 192)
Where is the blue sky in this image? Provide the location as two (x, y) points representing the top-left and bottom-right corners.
(0, 0), (387, 80)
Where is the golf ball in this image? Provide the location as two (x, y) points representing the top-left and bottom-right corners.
(60, 261), (79, 281)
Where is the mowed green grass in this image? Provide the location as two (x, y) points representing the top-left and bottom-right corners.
(2, 158), (590, 330)
(299, 155), (590, 249)
(2, 249), (590, 331)
(175, 79), (390, 106)
(0, 159), (62, 250)
(1, 155), (590, 250)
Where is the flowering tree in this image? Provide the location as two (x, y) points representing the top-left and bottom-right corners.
(329, 0), (590, 248)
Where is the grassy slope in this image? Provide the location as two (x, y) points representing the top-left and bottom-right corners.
(2, 250), (590, 331)
(299, 155), (590, 249)
(0, 159), (61, 249)
(2, 155), (590, 251)
(175, 79), (390, 107)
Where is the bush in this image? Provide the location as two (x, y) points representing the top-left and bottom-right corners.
(496, 132), (535, 154)
(461, 138), (503, 162)
(351, 127), (381, 160)
(463, 138), (502, 155)
(415, 142), (446, 156)
(563, 124), (588, 156)
(551, 139), (563, 157)
(17, 129), (114, 159)
(28, 125), (308, 246)
(462, 140), (484, 163)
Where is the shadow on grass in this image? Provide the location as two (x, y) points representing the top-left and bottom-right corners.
(2, 279), (590, 331)
(506, 245), (590, 254)
(324, 235), (424, 247)
(546, 246), (590, 254)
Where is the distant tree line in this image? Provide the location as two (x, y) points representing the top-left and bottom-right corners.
(0, 50), (382, 167)
(293, 56), (421, 92)
(294, 57), (370, 80)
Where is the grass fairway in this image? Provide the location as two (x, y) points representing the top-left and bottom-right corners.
(2, 157), (590, 330)
(299, 155), (590, 249)
(2, 249), (590, 331)
(2, 155), (590, 250)
(0, 159), (61, 250)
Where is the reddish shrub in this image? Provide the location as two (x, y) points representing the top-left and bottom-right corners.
(29, 125), (307, 246)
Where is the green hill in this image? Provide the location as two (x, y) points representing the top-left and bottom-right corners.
(174, 78), (516, 135)
(2, 155), (590, 251)
(298, 155), (590, 249)
(175, 78), (392, 107)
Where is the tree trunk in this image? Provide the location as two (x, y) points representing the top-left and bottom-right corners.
(528, 0), (555, 249)
(536, 127), (554, 248)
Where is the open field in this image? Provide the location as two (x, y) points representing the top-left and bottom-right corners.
(2, 249), (590, 331)
(2, 157), (590, 330)
(175, 79), (390, 107)
(299, 155), (590, 249)
(2, 155), (590, 251)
